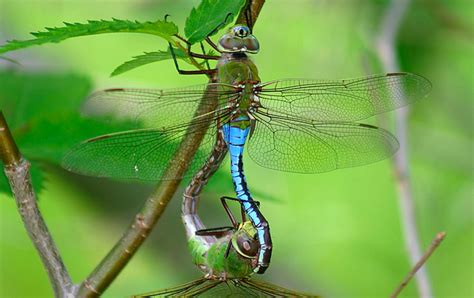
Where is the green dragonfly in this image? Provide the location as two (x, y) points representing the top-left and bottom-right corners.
(63, 24), (431, 274)
(133, 190), (315, 297)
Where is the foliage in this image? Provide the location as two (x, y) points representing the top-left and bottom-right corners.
(0, 71), (132, 194)
(0, 0), (246, 75)
(111, 47), (187, 77)
(0, 19), (178, 54)
(184, 0), (246, 44)
(0, 0), (472, 297)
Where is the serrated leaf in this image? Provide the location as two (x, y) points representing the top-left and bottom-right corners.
(0, 19), (178, 54)
(185, 0), (246, 44)
(111, 47), (188, 77)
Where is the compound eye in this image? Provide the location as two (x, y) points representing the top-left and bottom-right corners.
(233, 25), (249, 38)
(236, 234), (259, 258)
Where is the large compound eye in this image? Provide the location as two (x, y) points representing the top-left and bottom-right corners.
(233, 25), (250, 38)
(235, 232), (259, 258)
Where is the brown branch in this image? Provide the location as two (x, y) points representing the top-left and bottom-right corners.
(76, 3), (266, 297)
(375, 1), (434, 297)
(0, 111), (21, 166)
(236, 0), (266, 30)
(0, 112), (75, 297)
(391, 232), (446, 298)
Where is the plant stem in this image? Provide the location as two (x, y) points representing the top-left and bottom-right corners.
(391, 232), (446, 297)
(1, 112), (75, 297)
(76, 81), (218, 297)
(77, 3), (266, 296)
(236, 0), (266, 30)
(0, 111), (21, 166)
(375, 1), (434, 297)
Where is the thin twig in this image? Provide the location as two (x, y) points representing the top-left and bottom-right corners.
(391, 232), (446, 298)
(375, 1), (434, 297)
(76, 2), (266, 296)
(0, 112), (75, 297)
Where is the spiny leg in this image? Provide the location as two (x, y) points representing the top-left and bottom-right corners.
(244, 1), (253, 32)
(168, 44), (217, 76)
(205, 37), (220, 52)
(220, 196), (260, 223)
(195, 196), (245, 237)
(195, 226), (234, 238)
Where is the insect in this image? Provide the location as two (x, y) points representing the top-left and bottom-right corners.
(62, 24), (431, 274)
(133, 175), (314, 297)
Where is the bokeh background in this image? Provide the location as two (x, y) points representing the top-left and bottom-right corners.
(0, 0), (472, 297)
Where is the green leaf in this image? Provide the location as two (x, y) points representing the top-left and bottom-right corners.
(0, 19), (178, 54)
(0, 70), (132, 195)
(185, 0), (246, 44)
(0, 71), (91, 128)
(111, 47), (188, 77)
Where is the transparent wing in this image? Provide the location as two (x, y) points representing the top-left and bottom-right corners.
(84, 83), (238, 129)
(257, 72), (431, 122)
(133, 278), (213, 297)
(248, 113), (399, 173)
(241, 279), (316, 297)
(63, 83), (237, 181)
(133, 278), (314, 297)
(62, 116), (222, 181)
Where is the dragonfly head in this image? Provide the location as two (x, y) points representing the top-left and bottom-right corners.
(218, 25), (260, 54)
(231, 221), (259, 259)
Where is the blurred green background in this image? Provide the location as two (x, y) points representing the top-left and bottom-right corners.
(0, 0), (472, 297)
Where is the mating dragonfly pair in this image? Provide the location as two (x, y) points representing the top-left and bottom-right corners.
(63, 23), (430, 295)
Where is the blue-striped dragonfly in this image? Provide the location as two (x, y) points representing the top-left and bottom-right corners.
(63, 25), (431, 274)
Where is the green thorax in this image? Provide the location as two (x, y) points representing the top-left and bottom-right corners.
(217, 53), (260, 85)
(188, 235), (254, 279)
(217, 54), (260, 128)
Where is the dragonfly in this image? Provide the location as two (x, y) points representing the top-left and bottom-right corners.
(62, 24), (431, 274)
(133, 190), (315, 297)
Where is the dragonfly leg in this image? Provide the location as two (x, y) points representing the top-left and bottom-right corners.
(219, 196), (240, 228)
(189, 42), (220, 60)
(168, 43), (217, 76)
(205, 37), (220, 52)
(220, 196), (261, 223)
(244, 1), (253, 33)
(173, 34), (220, 60)
(195, 226), (234, 238)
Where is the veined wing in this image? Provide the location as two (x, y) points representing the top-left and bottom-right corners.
(84, 83), (238, 130)
(248, 112), (399, 173)
(241, 279), (316, 297)
(132, 278), (213, 297)
(63, 83), (237, 180)
(257, 73), (431, 122)
(133, 278), (315, 297)
(62, 114), (223, 181)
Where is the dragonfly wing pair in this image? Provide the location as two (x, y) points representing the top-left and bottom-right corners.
(133, 277), (315, 297)
(62, 83), (236, 180)
(62, 73), (431, 180)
